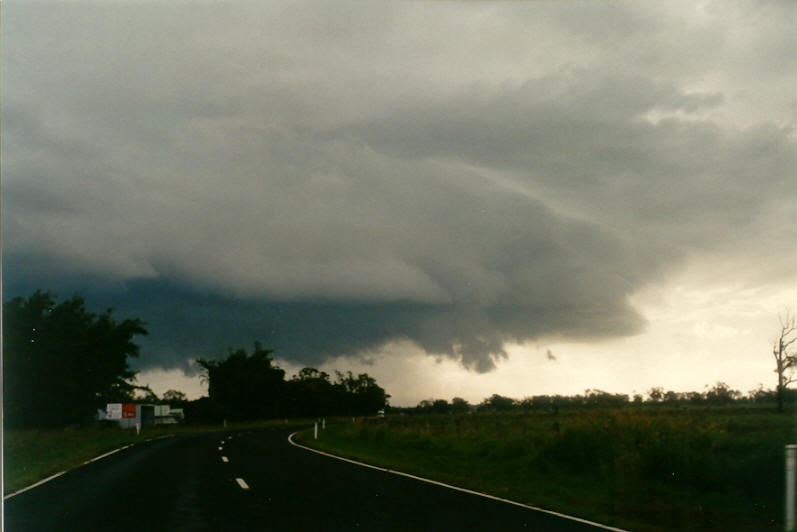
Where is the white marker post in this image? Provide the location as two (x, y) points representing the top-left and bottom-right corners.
(135, 421), (141, 435)
(322, 418), (326, 430)
(787, 444), (796, 531)
(314, 422), (318, 440)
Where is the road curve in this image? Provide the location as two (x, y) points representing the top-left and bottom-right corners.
(5, 426), (622, 531)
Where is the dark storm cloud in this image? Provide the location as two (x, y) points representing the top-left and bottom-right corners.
(3, 2), (796, 372)
(2, 270), (643, 374)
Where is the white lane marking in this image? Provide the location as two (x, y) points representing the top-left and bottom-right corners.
(288, 432), (628, 532)
(235, 477), (249, 490)
(221, 456), (229, 463)
(218, 446), (223, 451)
(145, 434), (175, 443)
(3, 470), (67, 500)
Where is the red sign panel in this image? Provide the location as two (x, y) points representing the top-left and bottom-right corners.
(122, 403), (137, 418)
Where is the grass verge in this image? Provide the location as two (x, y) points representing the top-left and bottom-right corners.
(296, 407), (796, 532)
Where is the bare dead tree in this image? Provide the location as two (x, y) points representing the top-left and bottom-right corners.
(773, 311), (797, 412)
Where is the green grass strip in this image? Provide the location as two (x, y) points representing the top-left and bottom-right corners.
(297, 408), (796, 532)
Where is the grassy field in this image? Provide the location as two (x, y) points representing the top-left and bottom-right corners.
(3, 419), (303, 496)
(297, 406), (797, 532)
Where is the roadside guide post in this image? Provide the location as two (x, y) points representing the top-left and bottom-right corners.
(314, 422), (318, 440)
(786, 444), (796, 531)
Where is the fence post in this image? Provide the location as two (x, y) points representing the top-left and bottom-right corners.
(314, 422), (318, 440)
(787, 444), (796, 531)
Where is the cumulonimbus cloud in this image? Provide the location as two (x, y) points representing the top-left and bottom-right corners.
(3, 1), (796, 372)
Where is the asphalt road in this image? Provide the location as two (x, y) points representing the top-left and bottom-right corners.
(5, 426), (620, 531)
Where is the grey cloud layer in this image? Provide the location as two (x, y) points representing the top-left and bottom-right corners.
(4, 2), (796, 371)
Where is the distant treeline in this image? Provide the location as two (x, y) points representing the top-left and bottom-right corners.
(401, 382), (794, 415)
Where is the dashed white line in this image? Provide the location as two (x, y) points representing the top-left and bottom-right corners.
(218, 446), (223, 451)
(235, 478), (249, 490)
(221, 456), (229, 463)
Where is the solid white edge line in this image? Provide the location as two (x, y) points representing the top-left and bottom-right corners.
(3, 471), (68, 500)
(4, 434), (176, 501)
(82, 444), (131, 465)
(287, 431), (628, 532)
(235, 477), (249, 490)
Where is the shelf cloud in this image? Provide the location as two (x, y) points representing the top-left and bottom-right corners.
(4, 1), (796, 374)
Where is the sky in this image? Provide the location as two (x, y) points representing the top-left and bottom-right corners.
(3, 1), (796, 406)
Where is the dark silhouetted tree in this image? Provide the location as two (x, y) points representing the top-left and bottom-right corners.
(334, 371), (390, 416)
(135, 384), (159, 402)
(773, 312), (797, 412)
(451, 397), (471, 414)
(481, 394), (516, 412)
(647, 387), (664, 403)
(416, 399), (434, 413)
(3, 290), (147, 428)
(431, 399), (451, 414)
(704, 382), (741, 405)
(162, 389), (188, 402)
(288, 367), (336, 417)
(197, 342), (286, 421)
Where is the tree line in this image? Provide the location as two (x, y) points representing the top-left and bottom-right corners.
(189, 342), (389, 422)
(4, 290), (794, 427)
(3, 291), (389, 428)
(402, 382), (796, 416)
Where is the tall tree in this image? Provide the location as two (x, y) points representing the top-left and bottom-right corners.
(197, 342), (286, 421)
(3, 290), (147, 428)
(773, 311), (797, 412)
(288, 367), (335, 417)
(334, 371), (390, 416)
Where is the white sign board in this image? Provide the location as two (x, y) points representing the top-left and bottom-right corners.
(106, 403), (123, 420)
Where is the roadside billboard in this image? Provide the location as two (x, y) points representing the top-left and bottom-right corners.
(122, 403), (137, 418)
(106, 403), (122, 419)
